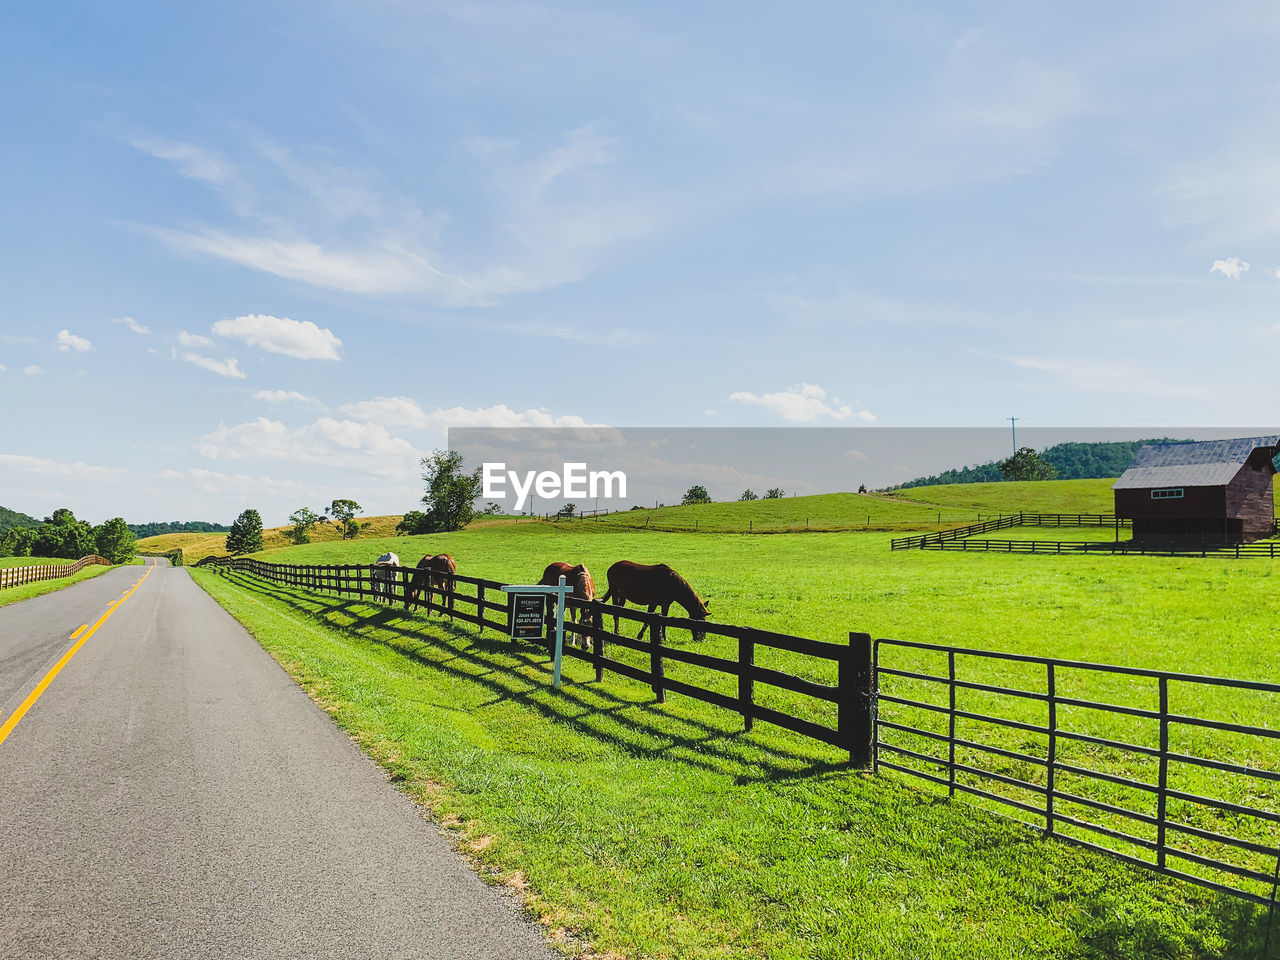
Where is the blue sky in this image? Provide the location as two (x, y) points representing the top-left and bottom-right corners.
(3, 1), (1279, 524)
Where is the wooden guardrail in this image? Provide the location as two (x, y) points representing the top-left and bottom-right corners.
(0, 555), (112, 591)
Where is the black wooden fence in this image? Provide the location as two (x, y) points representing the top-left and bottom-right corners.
(891, 512), (1128, 549)
(875, 637), (1280, 909)
(197, 554), (1280, 915)
(198, 556), (876, 763)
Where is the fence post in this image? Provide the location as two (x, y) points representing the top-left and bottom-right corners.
(1046, 663), (1057, 835)
(739, 632), (755, 732)
(592, 606), (604, 682)
(650, 618), (666, 703)
(477, 582), (486, 635)
(842, 632), (875, 767)
(1157, 677), (1169, 868)
(948, 650), (957, 798)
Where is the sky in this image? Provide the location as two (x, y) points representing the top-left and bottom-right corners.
(3, 1), (1280, 525)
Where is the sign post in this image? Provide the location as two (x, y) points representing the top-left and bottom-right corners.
(501, 576), (572, 689)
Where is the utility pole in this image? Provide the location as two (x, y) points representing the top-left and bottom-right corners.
(1008, 417), (1020, 454)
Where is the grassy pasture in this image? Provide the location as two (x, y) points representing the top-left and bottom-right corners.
(0, 556), (77, 568)
(135, 514), (405, 564)
(192, 521), (1280, 957)
(0, 560), (114, 607)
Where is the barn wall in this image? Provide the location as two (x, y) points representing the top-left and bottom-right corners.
(1225, 459), (1275, 541)
(1114, 486), (1225, 521)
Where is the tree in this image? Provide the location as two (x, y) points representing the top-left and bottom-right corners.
(763, 488), (785, 500)
(396, 510), (431, 536)
(420, 449), (483, 532)
(682, 484), (712, 505)
(94, 517), (136, 564)
(328, 499), (363, 540)
(31, 508), (96, 558)
(557, 503), (577, 518)
(739, 489), (758, 501)
(482, 501), (503, 515)
(1000, 447), (1059, 482)
(287, 507), (324, 545)
(0, 527), (34, 557)
(226, 509), (264, 555)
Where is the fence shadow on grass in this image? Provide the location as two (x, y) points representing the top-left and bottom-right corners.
(212, 569), (1279, 958)
(216, 569), (836, 784)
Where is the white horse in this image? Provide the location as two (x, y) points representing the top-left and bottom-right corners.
(372, 551), (400, 603)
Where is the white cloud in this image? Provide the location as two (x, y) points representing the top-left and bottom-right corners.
(1210, 257), (1250, 279)
(150, 227), (469, 298)
(0, 364), (5, 372)
(253, 389), (323, 408)
(0, 453), (127, 479)
(113, 316), (150, 335)
(727, 383), (874, 423)
(127, 135), (230, 186)
(998, 353), (1208, 398)
(22, 365), (41, 376)
(338, 396), (601, 431)
(1272, 267), (1280, 280)
(56, 329), (93, 352)
(212, 314), (342, 360)
(178, 331), (214, 347)
(2, 335), (36, 344)
(196, 416), (420, 477)
(183, 352), (246, 379)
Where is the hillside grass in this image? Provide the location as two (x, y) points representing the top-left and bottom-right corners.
(136, 514), (405, 564)
(191, 523), (1280, 957)
(0, 562), (114, 608)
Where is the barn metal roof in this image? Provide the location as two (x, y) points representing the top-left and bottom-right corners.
(1112, 436), (1280, 490)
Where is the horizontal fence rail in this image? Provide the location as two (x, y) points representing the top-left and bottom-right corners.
(198, 556), (876, 764)
(910, 538), (1280, 558)
(891, 513), (1130, 550)
(874, 638), (1280, 908)
(0, 555), (112, 591)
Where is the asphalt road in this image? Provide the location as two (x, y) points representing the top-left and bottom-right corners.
(0, 560), (556, 959)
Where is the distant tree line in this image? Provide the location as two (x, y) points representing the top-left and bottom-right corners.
(0, 508), (136, 563)
(0, 505), (40, 533)
(128, 520), (231, 538)
(888, 439), (1195, 490)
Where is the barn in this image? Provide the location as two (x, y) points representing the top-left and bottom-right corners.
(1112, 436), (1280, 544)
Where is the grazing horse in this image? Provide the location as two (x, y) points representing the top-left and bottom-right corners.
(600, 561), (710, 642)
(371, 552), (400, 603)
(405, 554), (456, 614)
(538, 562), (595, 648)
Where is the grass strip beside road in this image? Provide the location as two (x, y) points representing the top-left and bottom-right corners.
(0, 563), (114, 609)
(191, 565), (1268, 960)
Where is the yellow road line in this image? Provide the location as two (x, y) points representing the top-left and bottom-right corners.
(0, 566), (153, 748)
(69, 624), (88, 641)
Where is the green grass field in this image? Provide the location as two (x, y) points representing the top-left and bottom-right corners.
(0, 560), (113, 607)
(0, 556), (77, 568)
(190, 512), (1280, 959)
(135, 514), (406, 564)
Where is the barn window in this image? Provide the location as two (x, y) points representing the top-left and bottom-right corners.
(1150, 488), (1184, 500)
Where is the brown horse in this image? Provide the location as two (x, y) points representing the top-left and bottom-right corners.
(539, 562), (595, 648)
(600, 561), (710, 641)
(405, 554), (456, 613)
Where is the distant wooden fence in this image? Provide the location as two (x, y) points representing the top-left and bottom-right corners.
(0, 555), (112, 591)
(197, 556), (876, 763)
(892, 512), (1127, 549)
